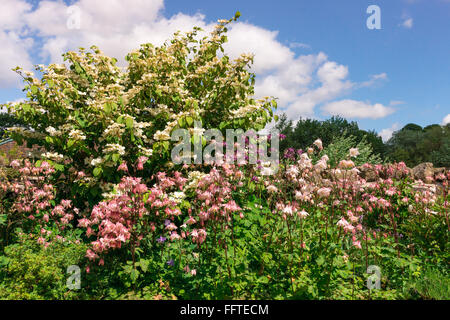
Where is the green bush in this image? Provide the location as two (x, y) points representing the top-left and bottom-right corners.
(0, 233), (87, 300)
(320, 133), (383, 167)
(405, 268), (450, 300)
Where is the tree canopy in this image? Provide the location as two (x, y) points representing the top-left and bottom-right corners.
(386, 123), (450, 167)
(274, 114), (386, 159)
(0, 113), (28, 140)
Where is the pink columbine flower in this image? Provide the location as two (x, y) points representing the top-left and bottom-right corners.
(118, 162), (128, 172)
(317, 187), (331, 198)
(298, 210), (309, 219)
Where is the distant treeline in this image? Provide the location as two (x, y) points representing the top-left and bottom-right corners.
(275, 114), (450, 168)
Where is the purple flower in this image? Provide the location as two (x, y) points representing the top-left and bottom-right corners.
(284, 148), (296, 160)
(157, 236), (167, 243)
(167, 259), (174, 266)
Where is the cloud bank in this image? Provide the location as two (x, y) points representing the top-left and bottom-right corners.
(0, 0), (391, 121)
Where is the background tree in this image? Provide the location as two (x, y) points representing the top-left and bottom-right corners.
(0, 113), (28, 140)
(274, 113), (386, 159)
(386, 123), (449, 167)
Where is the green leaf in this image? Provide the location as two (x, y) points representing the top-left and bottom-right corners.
(53, 163), (64, 171)
(93, 167), (103, 177)
(0, 214), (7, 226)
(22, 104), (31, 113)
(139, 259), (149, 273)
(112, 153), (120, 163)
(178, 117), (186, 127)
(316, 256), (325, 266)
(125, 117), (133, 129)
(130, 269), (139, 282)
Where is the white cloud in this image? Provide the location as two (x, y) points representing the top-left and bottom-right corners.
(0, 30), (34, 87)
(0, 0), (32, 30)
(389, 100), (405, 106)
(0, 0), (34, 87)
(224, 22), (294, 74)
(289, 42), (311, 49)
(322, 99), (395, 119)
(359, 73), (388, 88)
(23, 0), (209, 64)
(442, 114), (450, 125)
(0, 0), (391, 121)
(401, 17), (413, 29)
(379, 123), (401, 142)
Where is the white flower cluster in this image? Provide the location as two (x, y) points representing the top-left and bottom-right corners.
(186, 171), (207, 190)
(103, 143), (126, 155)
(69, 129), (86, 141)
(138, 145), (153, 157)
(230, 104), (259, 118)
(103, 122), (125, 138)
(46, 126), (60, 136)
(91, 157), (103, 166)
(169, 191), (186, 204)
(42, 152), (64, 161)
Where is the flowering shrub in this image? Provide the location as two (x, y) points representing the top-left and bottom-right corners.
(0, 139), (448, 299)
(0, 159), (80, 249)
(3, 13), (277, 209)
(0, 14), (448, 300)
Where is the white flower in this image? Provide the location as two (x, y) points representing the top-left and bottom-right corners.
(286, 165), (299, 176)
(349, 148), (360, 158)
(69, 129), (86, 141)
(42, 152), (64, 161)
(260, 166), (274, 176)
(103, 123), (125, 137)
(153, 130), (171, 141)
(138, 146), (153, 157)
(298, 210), (309, 219)
(91, 158), (102, 166)
(313, 139), (323, 149)
(190, 127), (205, 137)
(169, 191), (186, 204)
(267, 185), (278, 193)
(314, 159), (327, 171)
(103, 143), (126, 155)
(317, 187), (331, 198)
(339, 159), (355, 169)
(46, 126), (58, 136)
(282, 206), (294, 215)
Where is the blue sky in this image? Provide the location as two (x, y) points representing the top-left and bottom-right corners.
(1, 0), (449, 140)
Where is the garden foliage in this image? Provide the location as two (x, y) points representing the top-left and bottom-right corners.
(0, 14), (449, 300)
